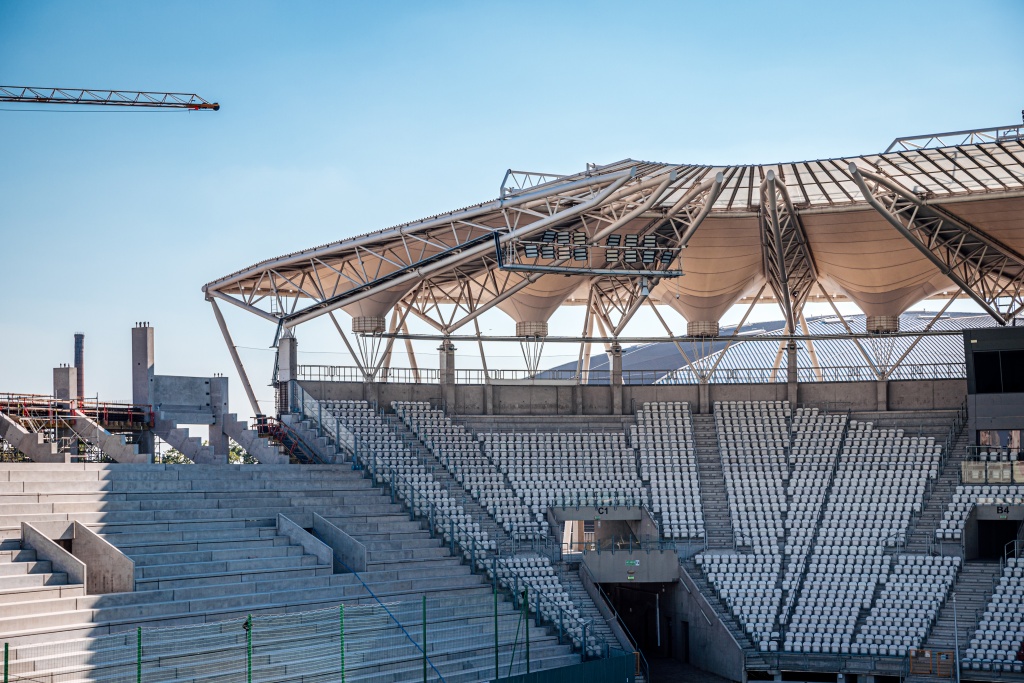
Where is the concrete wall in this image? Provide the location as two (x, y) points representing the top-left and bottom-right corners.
(312, 512), (367, 572)
(584, 550), (680, 583)
(672, 564), (745, 682)
(299, 378), (967, 416)
(152, 376), (214, 423)
(71, 521), (134, 594)
(278, 514), (333, 570)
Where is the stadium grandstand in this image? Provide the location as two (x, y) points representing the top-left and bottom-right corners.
(2, 123), (1024, 683)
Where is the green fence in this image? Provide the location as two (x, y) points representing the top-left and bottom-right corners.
(494, 649), (636, 683)
(2, 587), (572, 683)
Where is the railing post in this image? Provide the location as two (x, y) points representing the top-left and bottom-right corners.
(4, 642), (8, 683)
(339, 604), (345, 683)
(422, 596), (427, 683)
(494, 586), (499, 682)
(450, 518), (455, 554)
(582, 621), (589, 661)
(136, 627), (142, 683)
(245, 614), (252, 683)
(524, 585), (530, 675)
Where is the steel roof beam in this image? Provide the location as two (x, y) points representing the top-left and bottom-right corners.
(760, 170), (818, 332)
(848, 163), (1024, 325)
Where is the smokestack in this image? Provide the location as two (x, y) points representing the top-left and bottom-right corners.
(74, 333), (85, 401)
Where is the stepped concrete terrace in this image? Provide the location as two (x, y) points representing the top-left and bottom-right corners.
(384, 413), (514, 552)
(0, 462), (580, 683)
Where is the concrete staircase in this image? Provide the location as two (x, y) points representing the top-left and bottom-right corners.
(691, 414), (733, 551)
(70, 412), (149, 464)
(154, 418), (218, 464)
(0, 413), (65, 463)
(906, 428), (970, 554)
(559, 564), (619, 649)
(221, 413), (288, 465)
(920, 560), (1004, 660)
(385, 413), (513, 551)
(280, 413), (343, 463)
(0, 545), (83, 603)
(0, 462), (580, 682)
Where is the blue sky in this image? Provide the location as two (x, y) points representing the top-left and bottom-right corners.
(2, 0), (1023, 416)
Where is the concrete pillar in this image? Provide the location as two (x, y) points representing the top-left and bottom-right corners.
(131, 324), (156, 456)
(359, 381), (378, 408)
(132, 324), (155, 407)
(876, 380), (888, 411)
(786, 342), (799, 406)
(53, 366), (77, 402)
(209, 376), (230, 458)
(438, 340), (456, 413)
(698, 382), (710, 415)
(610, 343), (623, 415)
(277, 333), (298, 415)
(484, 383), (494, 415)
(573, 383), (582, 415)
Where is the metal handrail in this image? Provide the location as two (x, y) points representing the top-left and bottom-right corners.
(330, 554), (448, 682)
(579, 560), (650, 683)
(295, 362), (968, 386)
(254, 416), (328, 465)
(288, 382), (358, 456)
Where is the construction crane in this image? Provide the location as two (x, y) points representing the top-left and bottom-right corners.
(0, 86), (219, 110)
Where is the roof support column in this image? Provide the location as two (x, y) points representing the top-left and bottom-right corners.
(760, 171), (818, 333)
(209, 299), (262, 418)
(438, 339), (456, 413)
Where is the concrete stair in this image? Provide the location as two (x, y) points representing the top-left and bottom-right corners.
(691, 414), (733, 550)
(905, 428), (970, 554)
(280, 413), (342, 463)
(921, 560), (1004, 658)
(154, 418), (218, 464)
(385, 413), (513, 550)
(70, 412), (148, 464)
(682, 557), (768, 669)
(0, 462), (580, 682)
(221, 413), (288, 465)
(0, 413), (66, 463)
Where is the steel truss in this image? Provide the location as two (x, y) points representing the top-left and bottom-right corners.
(0, 86), (219, 110)
(849, 164), (1024, 324)
(760, 170), (817, 331)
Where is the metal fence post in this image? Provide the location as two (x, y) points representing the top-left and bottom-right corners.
(449, 518), (455, 554)
(339, 604), (345, 683)
(422, 596), (427, 683)
(494, 587), (499, 681)
(136, 627), (142, 683)
(524, 586), (530, 674)
(4, 642), (8, 683)
(246, 614), (252, 683)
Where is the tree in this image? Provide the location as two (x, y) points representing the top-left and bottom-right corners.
(158, 448), (193, 464)
(229, 440), (258, 465)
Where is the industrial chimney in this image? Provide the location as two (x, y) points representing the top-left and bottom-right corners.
(74, 333), (85, 401)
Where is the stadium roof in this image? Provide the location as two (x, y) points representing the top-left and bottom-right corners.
(204, 124), (1024, 347)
